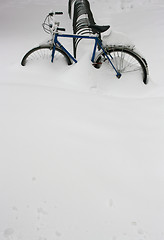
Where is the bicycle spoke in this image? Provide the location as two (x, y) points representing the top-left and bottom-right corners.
(21, 46), (72, 67)
(94, 47), (147, 83)
(109, 51), (142, 73)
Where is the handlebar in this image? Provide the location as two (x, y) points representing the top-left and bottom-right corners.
(57, 27), (65, 31)
(55, 12), (63, 15)
(42, 11), (65, 34)
(49, 11), (63, 16)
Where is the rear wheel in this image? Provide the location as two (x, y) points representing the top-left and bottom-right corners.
(21, 46), (72, 66)
(94, 47), (148, 84)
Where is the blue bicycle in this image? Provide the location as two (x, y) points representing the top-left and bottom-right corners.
(21, 11), (148, 84)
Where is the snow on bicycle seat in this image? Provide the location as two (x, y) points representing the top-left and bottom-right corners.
(89, 24), (110, 34)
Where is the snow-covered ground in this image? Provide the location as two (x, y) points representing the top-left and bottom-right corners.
(0, 1), (164, 240)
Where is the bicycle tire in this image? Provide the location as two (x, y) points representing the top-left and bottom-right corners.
(94, 47), (148, 84)
(21, 46), (72, 66)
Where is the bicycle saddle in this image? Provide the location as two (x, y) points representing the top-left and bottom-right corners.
(89, 24), (110, 34)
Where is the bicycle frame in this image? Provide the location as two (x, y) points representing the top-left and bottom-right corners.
(51, 33), (121, 78)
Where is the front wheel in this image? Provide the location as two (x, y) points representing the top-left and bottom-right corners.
(21, 45), (72, 66)
(94, 47), (148, 84)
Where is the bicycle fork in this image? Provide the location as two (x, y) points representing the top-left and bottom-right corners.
(51, 34), (57, 63)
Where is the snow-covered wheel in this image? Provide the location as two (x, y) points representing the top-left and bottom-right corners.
(21, 46), (72, 66)
(94, 47), (148, 84)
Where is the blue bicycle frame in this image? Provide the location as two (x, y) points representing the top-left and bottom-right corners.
(51, 33), (121, 78)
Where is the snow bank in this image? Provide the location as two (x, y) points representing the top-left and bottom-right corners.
(102, 30), (135, 48)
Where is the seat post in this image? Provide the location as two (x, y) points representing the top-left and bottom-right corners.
(97, 33), (102, 50)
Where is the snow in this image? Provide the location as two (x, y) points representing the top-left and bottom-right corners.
(0, 0), (164, 240)
(102, 30), (135, 48)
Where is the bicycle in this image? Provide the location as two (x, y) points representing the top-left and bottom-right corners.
(21, 11), (148, 84)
